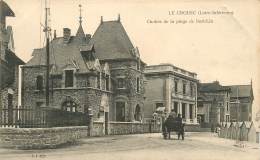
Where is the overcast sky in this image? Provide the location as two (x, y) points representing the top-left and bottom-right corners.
(4, 0), (260, 116)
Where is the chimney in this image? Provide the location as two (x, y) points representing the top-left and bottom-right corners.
(63, 28), (71, 43)
(85, 34), (92, 43)
(117, 14), (120, 22)
(100, 16), (103, 24)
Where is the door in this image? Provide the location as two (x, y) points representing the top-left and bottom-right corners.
(116, 102), (125, 121)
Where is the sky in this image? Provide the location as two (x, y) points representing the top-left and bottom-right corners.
(4, 0), (260, 118)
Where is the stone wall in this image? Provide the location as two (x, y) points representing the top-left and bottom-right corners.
(0, 126), (88, 149)
(91, 121), (161, 136)
(108, 122), (160, 135)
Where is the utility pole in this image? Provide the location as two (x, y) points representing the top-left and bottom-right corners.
(44, 0), (50, 106)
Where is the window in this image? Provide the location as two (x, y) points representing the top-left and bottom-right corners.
(105, 75), (110, 91)
(189, 104), (193, 119)
(116, 102), (125, 121)
(62, 100), (78, 112)
(36, 75), (43, 90)
(198, 101), (203, 107)
(36, 102), (44, 109)
(117, 78), (125, 89)
(65, 70), (74, 87)
(86, 78), (90, 87)
(190, 83), (193, 96)
(183, 83), (186, 95)
(134, 104), (141, 121)
(174, 80), (178, 93)
(182, 103), (186, 118)
(136, 77), (140, 93)
(226, 115), (230, 122)
(226, 102), (229, 112)
(96, 72), (101, 89)
(173, 102), (178, 114)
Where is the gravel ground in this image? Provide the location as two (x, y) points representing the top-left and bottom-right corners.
(0, 132), (259, 160)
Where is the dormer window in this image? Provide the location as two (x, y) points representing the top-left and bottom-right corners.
(65, 70), (74, 88)
(36, 75), (43, 90)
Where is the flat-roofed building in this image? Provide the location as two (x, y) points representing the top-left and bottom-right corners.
(143, 63), (198, 124)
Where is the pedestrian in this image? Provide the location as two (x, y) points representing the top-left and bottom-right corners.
(176, 114), (184, 140)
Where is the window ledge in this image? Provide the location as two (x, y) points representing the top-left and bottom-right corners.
(34, 90), (44, 93)
(117, 88), (127, 90)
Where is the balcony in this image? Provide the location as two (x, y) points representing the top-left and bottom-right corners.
(145, 64), (197, 79)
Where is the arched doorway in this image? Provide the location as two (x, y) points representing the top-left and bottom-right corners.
(134, 104), (142, 121)
(61, 96), (80, 112)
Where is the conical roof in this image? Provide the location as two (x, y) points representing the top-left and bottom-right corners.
(90, 20), (135, 60)
(76, 24), (85, 39)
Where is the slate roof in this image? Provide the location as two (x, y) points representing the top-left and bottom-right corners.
(25, 34), (94, 74)
(227, 85), (253, 98)
(198, 81), (230, 92)
(25, 19), (140, 72)
(90, 21), (136, 61)
(0, 0), (15, 17)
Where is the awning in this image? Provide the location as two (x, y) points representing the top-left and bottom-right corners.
(156, 107), (165, 112)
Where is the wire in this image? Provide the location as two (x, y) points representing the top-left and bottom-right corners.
(40, 0), (43, 48)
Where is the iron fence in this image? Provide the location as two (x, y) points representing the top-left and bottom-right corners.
(0, 106), (90, 128)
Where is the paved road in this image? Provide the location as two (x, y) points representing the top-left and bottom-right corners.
(0, 132), (259, 160)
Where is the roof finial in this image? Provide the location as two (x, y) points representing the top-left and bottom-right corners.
(79, 4), (82, 25)
(117, 14), (120, 22)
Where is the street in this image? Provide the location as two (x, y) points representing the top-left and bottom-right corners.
(0, 132), (259, 160)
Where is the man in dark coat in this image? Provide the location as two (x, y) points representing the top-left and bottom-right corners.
(176, 114), (185, 140)
(163, 113), (177, 139)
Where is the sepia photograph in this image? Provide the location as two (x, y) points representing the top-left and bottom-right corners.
(0, 0), (260, 159)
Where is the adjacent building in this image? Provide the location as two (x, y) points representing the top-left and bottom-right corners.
(227, 84), (254, 122)
(197, 81), (231, 127)
(143, 63), (198, 124)
(256, 110), (260, 123)
(0, 1), (24, 110)
(21, 14), (145, 123)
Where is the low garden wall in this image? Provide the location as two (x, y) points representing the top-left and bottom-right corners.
(92, 122), (161, 136)
(109, 122), (161, 135)
(0, 126), (88, 149)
